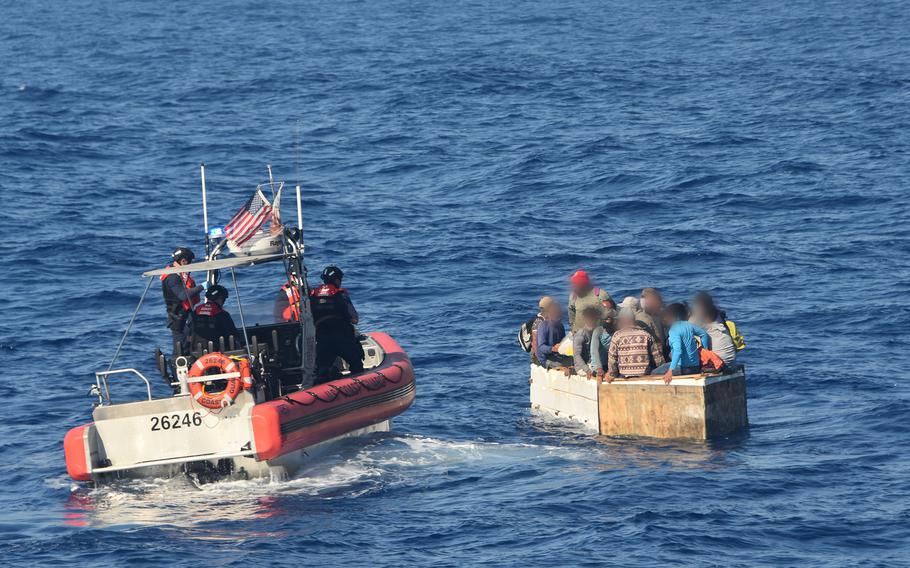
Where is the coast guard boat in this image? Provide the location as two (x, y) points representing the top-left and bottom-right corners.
(64, 167), (415, 483)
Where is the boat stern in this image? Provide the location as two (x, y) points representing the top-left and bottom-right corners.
(64, 392), (259, 482)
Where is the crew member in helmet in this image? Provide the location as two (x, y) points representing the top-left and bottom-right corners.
(189, 285), (240, 350)
(310, 265), (364, 378)
(161, 247), (204, 348)
(274, 264), (304, 322)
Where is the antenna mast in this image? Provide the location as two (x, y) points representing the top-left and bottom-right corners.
(294, 120), (303, 234)
(200, 163), (210, 255)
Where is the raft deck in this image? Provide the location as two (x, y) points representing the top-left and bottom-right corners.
(529, 365), (747, 440)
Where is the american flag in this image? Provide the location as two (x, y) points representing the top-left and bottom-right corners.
(224, 189), (273, 246)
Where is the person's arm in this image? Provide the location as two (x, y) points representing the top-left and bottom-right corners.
(694, 325), (711, 350)
(590, 328), (606, 373)
(668, 326), (683, 370)
(165, 274), (203, 302)
(343, 293), (359, 324)
(573, 332), (590, 374)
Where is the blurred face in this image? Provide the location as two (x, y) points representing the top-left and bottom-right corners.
(582, 313), (598, 330)
(178, 258), (189, 266)
(691, 303), (708, 323)
(573, 282), (592, 295)
(642, 292), (661, 313)
(546, 304), (562, 321)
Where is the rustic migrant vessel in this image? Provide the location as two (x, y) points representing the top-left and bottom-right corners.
(529, 365), (747, 439)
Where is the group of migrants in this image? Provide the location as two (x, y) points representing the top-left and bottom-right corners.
(519, 270), (745, 384)
(160, 247), (364, 380)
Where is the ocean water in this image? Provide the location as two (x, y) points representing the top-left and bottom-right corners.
(1, 0), (909, 565)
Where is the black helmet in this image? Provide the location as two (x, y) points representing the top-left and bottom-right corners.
(205, 284), (228, 302)
(172, 247), (196, 264)
(321, 265), (344, 283)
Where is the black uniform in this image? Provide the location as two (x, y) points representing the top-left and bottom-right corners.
(161, 272), (204, 346)
(189, 302), (240, 351)
(309, 283), (364, 378)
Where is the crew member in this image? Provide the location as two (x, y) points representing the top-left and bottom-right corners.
(310, 265), (364, 379)
(274, 265), (304, 322)
(189, 285), (240, 350)
(161, 247), (204, 348)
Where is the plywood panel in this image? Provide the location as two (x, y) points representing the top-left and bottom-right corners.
(597, 371), (747, 440)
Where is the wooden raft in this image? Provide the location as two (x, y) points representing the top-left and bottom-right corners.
(529, 365), (747, 440)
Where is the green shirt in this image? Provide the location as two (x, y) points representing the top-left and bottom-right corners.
(568, 288), (613, 332)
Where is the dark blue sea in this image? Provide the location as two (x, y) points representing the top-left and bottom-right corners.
(2, 0), (909, 565)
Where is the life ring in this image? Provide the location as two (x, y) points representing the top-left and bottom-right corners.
(188, 353), (252, 409)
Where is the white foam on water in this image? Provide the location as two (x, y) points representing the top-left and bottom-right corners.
(62, 434), (588, 530)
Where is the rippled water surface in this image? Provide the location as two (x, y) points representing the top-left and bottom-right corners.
(2, 0), (909, 566)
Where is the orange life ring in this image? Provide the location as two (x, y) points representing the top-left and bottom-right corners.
(188, 353), (251, 409)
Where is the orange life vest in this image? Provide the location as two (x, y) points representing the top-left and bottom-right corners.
(699, 348), (726, 373)
(161, 267), (199, 311)
(281, 282), (302, 322)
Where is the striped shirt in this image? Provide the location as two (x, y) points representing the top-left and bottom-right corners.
(607, 327), (665, 377)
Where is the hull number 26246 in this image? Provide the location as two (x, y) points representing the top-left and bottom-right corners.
(151, 412), (203, 431)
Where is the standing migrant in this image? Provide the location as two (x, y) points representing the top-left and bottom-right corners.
(567, 270), (613, 332)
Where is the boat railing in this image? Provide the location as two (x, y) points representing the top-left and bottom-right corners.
(94, 368), (153, 405)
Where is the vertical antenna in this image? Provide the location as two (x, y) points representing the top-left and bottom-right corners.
(200, 164), (210, 255)
(294, 120), (303, 235)
(296, 182), (303, 233)
(266, 164), (275, 198)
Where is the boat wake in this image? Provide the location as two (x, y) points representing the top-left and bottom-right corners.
(60, 433), (586, 530)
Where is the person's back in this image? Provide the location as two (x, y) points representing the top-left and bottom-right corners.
(704, 321), (736, 365)
(634, 309), (661, 342)
(690, 301), (736, 365)
(608, 325), (664, 377)
(190, 285), (239, 349)
(640, 288), (667, 353)
(310, 265), (364, 378)
(660, 320), (711, 377)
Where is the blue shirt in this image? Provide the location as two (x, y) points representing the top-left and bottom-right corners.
(667, 321), (711, 370)
(535, 319), (565, 363)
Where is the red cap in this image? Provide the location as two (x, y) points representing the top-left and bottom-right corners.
(569, 270), (590, 287)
